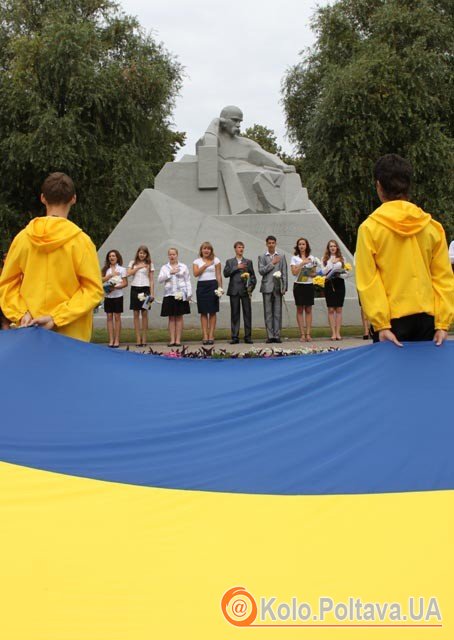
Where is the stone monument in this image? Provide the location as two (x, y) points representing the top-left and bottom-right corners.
(97, 105), (359, 329)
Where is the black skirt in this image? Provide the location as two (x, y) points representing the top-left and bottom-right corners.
(130, 285), (151, 311)
(196, 280), (219, 314)
(293, 283), (314, 307)
(161, 295), (191, 317)
(104, 296), (124, 314)
(324, 277), (345, 308)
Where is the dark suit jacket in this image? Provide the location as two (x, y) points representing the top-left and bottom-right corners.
(223, 258), (257, 296)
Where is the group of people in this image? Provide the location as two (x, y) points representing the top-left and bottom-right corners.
(101, 235), (350, 347)
(0, 154), (453, 348)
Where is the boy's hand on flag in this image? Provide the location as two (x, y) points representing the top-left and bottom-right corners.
(31, 316), (55, 330)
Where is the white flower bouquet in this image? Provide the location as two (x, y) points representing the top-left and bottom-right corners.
(273, 270), (285, 295)
(137, 292), (154, 310)
(214, 287), (224, 298)
(325, 262), (353, 281)
(103, 275), (123, 295)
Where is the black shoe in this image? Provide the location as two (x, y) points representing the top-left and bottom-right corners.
(274, 338), (282, 343)
(244, 339), (253, 344)
(266, 338), (274, 344)
(229, 339), (239, 344)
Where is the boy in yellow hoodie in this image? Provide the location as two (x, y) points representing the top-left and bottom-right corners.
(0, 173), (103, 341)
(356, 154), (454, 347)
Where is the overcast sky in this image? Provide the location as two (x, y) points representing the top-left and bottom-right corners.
(120, 0), (328, 158)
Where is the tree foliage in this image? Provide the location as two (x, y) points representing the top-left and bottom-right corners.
(243, 124), (283, 156)
(282, 0), (454, 246)
(0, 0), (184, 247)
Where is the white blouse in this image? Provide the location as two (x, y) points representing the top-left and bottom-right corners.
(158, 263), (192, 299)
(105, 266), (127, 299)
(291, 255), (319, 285)
(128, 261), (155, 287)
(321, 256), (343, 278)
(193, 257), (220, 281)
(449, 241), (454, 265)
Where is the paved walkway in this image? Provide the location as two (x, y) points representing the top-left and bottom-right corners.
(118, 336), (373, 353)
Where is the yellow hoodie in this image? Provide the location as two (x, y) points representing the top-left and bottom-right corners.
(356, 200), (454, 331)
(0, 217), (103, 341)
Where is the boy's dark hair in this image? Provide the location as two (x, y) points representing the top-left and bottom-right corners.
(374, 154), (412, 200)
(234, 241), (244, 249)
(266, 235), (277, 243)
(41, 172), (76, 205)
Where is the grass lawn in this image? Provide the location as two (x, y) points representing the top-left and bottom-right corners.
(92, 325), (367, 344)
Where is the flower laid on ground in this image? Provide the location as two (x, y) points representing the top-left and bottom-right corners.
(215, 287), (224, 297)
(142, 345), (339, 359)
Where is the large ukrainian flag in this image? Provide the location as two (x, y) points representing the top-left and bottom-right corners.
(0, 328), (452, 639)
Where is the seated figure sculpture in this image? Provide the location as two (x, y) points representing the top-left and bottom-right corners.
(155, 105), (309, 216)
(196, 106), (304, 215)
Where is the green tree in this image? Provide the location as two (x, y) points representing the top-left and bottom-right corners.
(243, 124), (283, 156)
(243, 123), (305, 175)
(282, 0), (454, 246)
(0, 0), (184, 247)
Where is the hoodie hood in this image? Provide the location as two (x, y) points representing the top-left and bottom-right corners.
(25, 217), (82, 253)
(369, 201), (431, 237)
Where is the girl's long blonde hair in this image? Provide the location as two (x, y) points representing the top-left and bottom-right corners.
(323, 240), (344, 266)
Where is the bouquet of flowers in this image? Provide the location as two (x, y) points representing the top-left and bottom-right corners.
(273, 270), (286, 295)
(103, 275), (122, 295)
(296, 258), (321, 284)
(339, 262), (352, 279)
(214, 287), (224, 298)
(312, 275), (326, 298)
(324, 262), (353, 281)
(137, 292), (154, 310)
(174, 288), (190, 302)
(240, 271), (254, 297)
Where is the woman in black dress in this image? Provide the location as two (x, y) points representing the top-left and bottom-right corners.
(322, 240), (346, 341)
(193, 242), (222, 345)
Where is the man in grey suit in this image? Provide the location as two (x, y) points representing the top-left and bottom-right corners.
(223, 241), (256, 344)
(258, 235), (288, 343)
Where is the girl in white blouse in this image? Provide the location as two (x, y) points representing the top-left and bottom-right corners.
(290, 237), (319, 342)
(158, 248), (192, 347)
(321, 239), (346, 340)
(193, 242), (222, 345)
(127, 245), (155, 347)
(101, 249), (128, 348)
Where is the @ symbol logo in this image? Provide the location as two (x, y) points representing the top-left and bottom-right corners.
(221, 587), (258, 627)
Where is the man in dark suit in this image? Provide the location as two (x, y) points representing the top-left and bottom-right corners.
(223, 241), (256, 344)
